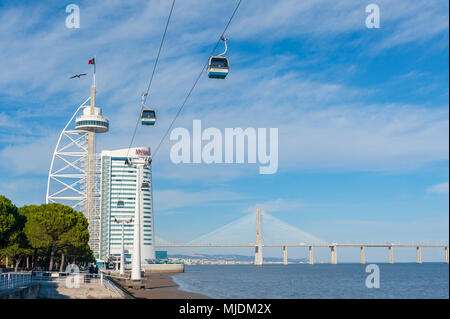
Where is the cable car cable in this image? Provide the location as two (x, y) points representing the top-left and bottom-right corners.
(143, 0), (176, 106)
(115, 0), (176, 206)
(152, 0), (243, 158)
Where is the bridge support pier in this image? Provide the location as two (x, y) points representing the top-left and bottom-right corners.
(360, 246), (365, 264)
(416, 246), (422, 264)
(254, 208), (263, 266)
(330, 245), (337, 265)
(445, 247), (449, 264)
(388, 246), (394, 264)
(309, 246), (314, 265)
(283, 246), (288, 265)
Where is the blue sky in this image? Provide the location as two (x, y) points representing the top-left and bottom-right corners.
(0, 0), (448, 261)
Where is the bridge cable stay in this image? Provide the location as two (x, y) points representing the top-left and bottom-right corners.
(115, 0), (176, 203)
(152, 0), (244, 158)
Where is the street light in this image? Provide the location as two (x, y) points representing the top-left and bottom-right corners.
(114, 217), (133, 275)
(125, 155), (151, 281)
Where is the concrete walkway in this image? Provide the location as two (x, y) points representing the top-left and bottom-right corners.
(37, 281), (121, 299)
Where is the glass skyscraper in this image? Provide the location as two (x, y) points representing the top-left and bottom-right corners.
(99, 147), (155, 266)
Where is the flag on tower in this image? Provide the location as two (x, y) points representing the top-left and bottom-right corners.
(88, 58), (95, 65)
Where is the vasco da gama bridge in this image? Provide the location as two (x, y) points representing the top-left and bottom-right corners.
(156, 209), (450, 266)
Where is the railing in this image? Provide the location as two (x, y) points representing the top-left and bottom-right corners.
(32, 271), (89, 282)
(0, 271), (131, 298)
(34, 271), (130, 298)
(100, 274), (134, 299)
(0, 273), (32, 291)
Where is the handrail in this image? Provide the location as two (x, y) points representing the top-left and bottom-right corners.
(103, 275), (136, 299)
(0, 273), (32, 291)
(0, 271), (133, 299)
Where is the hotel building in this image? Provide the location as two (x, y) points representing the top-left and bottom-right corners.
(98, 147), (155, 266)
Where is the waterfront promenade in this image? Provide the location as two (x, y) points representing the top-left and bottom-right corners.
(0, 271), (125, 299)
(36, 281), (120, 299)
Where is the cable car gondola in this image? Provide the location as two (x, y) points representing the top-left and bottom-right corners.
(141, 107), (156, 125)
(124, 158), (132, 167)
(140, 92), (157, 126)
(208, 56), (229, 79)
(141, 180), (150, 189)
(208, 36), (229, 79)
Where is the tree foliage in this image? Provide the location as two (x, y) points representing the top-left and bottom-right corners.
(0, 196), (95, 271)
(2, 207), (31, 271)
(0, 195), (17, 248)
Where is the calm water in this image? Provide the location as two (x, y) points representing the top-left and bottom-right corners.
(172, 263), (449, 299)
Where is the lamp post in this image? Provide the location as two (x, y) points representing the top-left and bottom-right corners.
(125, 155), (151, 281)
(114, 217), (132, 275)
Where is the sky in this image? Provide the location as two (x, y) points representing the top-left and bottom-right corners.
(0, 0), (448, 261)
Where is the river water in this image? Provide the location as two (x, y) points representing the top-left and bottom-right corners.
(172, 263), (449, 298)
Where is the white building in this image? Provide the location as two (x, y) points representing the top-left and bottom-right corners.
(99, 147), (155, 266)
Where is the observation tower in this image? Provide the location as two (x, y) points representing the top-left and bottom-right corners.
(46, 66), (109, 258)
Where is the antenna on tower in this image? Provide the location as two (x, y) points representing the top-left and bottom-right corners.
(88, 56), (97, 89)
(93, 55), (97, 88)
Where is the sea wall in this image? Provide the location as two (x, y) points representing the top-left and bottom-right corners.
(142, 264), (184, 273)
(0, 284), (39, 299)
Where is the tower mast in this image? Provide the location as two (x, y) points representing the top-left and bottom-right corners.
(48, 57), (108, 260)
(86, 67), (96, 249)
(74, 57), (109, 259)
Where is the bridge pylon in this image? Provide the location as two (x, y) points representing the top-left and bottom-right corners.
(254, 208), (263, 266)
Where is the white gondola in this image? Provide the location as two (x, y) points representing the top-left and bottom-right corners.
(208, 36), (229, 79)
(141, 181), (150, 189)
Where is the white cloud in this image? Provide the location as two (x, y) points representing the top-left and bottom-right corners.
(318, 216), (449, 244)
(2, 69), (447, 180)
(0, 0), (448, 195)
(0, 134), (56, 175)
(0, 113), (13, 127)
(231, 0), (448, 50)
(427, 182), (449, 194)
(0, 0), (447, 101)
(244, 199), (303, 214)
(154, 189), (249, 212)
(0, 176), (46, 205)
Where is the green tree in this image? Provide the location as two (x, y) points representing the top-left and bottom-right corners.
(66, 242), (95, 265)
(57, 211), (90, 271)
(19, 205), (43, 269)
(24, 203), (83, 271)
(0, 195), (17, 248)
(3, 230), (32, 272)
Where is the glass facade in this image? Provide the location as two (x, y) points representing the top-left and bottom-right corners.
(76, 120), (109, 128)
(99, 150), (155, 264)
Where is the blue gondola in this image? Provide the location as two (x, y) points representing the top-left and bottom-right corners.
(207, 56), (229, 79)
(207, 36), (229, 79)
(141, 107), (156, 125)
(141, 180), (150, 189)
(117, 200), (124, 208)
